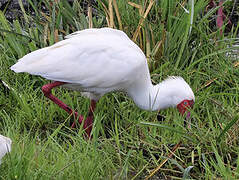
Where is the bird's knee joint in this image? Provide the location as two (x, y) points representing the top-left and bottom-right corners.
(42, 85), (51, 96)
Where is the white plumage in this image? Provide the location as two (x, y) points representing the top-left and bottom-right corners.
(11, 28), (194, 111)
(0, 135), (12, 164)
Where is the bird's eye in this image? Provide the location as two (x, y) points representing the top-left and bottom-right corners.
(184, 101), (188, 105)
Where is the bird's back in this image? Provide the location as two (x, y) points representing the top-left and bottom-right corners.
(11, 28), (149, 94)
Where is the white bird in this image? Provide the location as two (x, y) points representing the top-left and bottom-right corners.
(0, 134), (12, 164)
(10, 28), (195, 138)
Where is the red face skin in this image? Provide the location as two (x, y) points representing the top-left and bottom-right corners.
(177, 99), (194, 118)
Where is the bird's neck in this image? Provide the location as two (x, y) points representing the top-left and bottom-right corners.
(127, 82), (176, 111)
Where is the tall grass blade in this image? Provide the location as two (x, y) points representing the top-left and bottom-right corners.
(216, 114), (239, 142)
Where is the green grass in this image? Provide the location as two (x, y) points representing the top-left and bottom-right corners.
(0, 0), (239, 179)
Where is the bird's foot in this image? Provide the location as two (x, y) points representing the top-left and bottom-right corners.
(71, 115), (93, 139)
(71, 115), (83, 128)
(84, 115), (93, 139)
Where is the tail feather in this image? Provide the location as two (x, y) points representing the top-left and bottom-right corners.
(10, 46), (49, 73)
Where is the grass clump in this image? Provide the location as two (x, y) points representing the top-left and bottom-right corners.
(0, 0), (239, 179)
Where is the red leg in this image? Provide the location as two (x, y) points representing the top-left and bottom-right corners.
(42, 81), (84, 126)
(83, 100), (97, 138)
(42, 81), (96, 139)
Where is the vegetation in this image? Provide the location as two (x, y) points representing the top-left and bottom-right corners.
(0, 0), (238, 179)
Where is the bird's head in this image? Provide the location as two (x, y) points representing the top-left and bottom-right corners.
(171, 77), (195, 118)
(156, 76), (195, 117)
(177, 99), (194, 118)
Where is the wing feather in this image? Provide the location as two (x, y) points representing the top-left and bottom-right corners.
(11, 28), (146, 89)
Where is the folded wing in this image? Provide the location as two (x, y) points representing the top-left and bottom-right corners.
(11, 28), (147, 89)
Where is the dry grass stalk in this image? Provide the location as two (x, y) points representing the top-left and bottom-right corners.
(113, 0), (122, 30)
(108, 0), (114, 28)
(145, 28), (151, 61)
(98, 0), (110, 27)
(88, 5), (93, 28)
(234, 61), (239, 67)
(132, 0), (155, 42)
(43, 23), (48, 45)
(54, 29), (59, 42)
(40, 12), (51, 22)
(146, 141), (182, 179)
(128, 1), (143, 13)
(197, 78), (218, 92)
